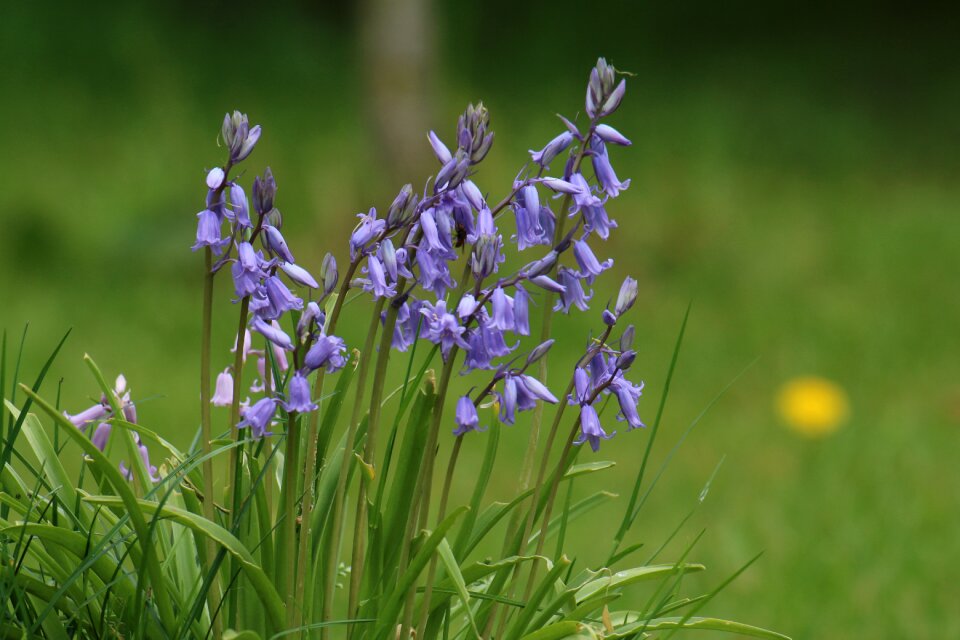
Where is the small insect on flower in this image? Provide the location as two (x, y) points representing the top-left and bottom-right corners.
(777, 375), (849, 438)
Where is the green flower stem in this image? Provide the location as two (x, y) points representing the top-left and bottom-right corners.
(226, 294), (250, 628)
(398, 352), (457, 640)
(281, 409), (300, 628)
(346, 290), (405, 627)
(320, 298), (385, 640)
(199, 246), (224, 637)
(294, 257), (359, 630)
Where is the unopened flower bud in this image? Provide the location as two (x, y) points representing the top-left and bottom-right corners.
(252, 167), (277, 214)
(522, 250), (558, 278)
(387, 184), (414, 226)
(615, 276), (638, 316)
(525, 339), (555, 367)
(602, 309), (617, 326)
(616, 349), (636, 371)
(320, 252), (338, 296)
(297, 301), (323, 339)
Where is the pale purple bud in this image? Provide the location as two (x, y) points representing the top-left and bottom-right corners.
(594, 124), (631, 146)
(600, 79), (627, 117)
(461, 180), (486, 211)
(602, 309), (617, 326)
(529, 131), (574, 167)
(428, 131), (453, 164)
(620, 325), (635, 352)
(64, 403), (108, 429)
(513, 284), (530, 336)
(457, 293), (479, 319)
(518, 374), (558, 404)
(280, 262), (319, 289)
(232, 329), (253, 363)
(206, 168), (225, 190)
(262, 225), (295, 263)
(297, 301), (323, 339)
(230, 184), (252, 228)
(525, 339), (554, 367)
(321, 253), (338, 296)
(252, 168), (276, 214)
(234, 125), (261, 162)
(616, 350), (637, 371)
(523, 251), (558, 279)
(530, 274), (565, 294)
(615, 276), (638, 316)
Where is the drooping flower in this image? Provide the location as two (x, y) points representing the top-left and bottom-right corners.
(487, 287), (515, 332)
(262, 225), (295, 263)
(573, 239), (613, 284)
(304, 332), (348, 373)
(91, 422), (112, 451)
(192, 209), (228, 253)
(530, 131), (574, 167)
(350, 208), (386, 258)
(280, 262), (319, 289)
(229, 183), (252, 228)
(358, 254), (397, 299)
(553, 267), (593, 313)
(513, 284), (531, 336)
(594, 124), (632, 146)
(591, 138), (630, 198)
(420, 299), (470, 359)
(453, 395), (481, 436)
(575, 404), (614, 452)
(237, 396), (278, 439)
(251, 317), (294, 351)
(232, 242), (264, 298)
(211, 369), (234, 407)
(64, 403), (108, 429)
(282, 372), (318, 413)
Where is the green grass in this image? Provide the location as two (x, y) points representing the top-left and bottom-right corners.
(1, 8), (958, 636)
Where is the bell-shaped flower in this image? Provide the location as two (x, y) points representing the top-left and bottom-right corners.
(553, 268), (593, 313)
(591, 140), (630, 198)
(251, 317), (294, 351)
(91, 422), (112, 451)
(529, 131), (574, 167)
(573, 239), (613, 284)
(211, 369), (234, 407)
(280, 262), (319, 289)
(453, 395), (482, 436)
(575, 404), (614, 452)
(237, 396), (277, 439)
(282, 372), (318, 413)
(513, 284), (531, 336)
(487, 287), (515, 332)
(350, 208), (386, 258)
(64, 403), (108, 430)
(263, 225), (295, 263)
(304, 332), (348, 373)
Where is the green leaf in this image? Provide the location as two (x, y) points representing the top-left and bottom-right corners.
(518, 621), (585, 640)
(83, 496), (286, 633)
(506, 554), (572, 640)
(606, 616), (790, 639)
(436, 537), (481, 639)
(574, 564), (705, 604)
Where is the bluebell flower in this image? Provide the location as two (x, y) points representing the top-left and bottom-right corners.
(530, 274), (566, 295)
(575, 404), (614, 452)
(457, 293), (479, 319)
(529, 131), (574, 167)
(488, 287), (515, 332)
(610, 377), (645, 430)
(573, 238), (613, 284)
(282, 372), (319, 413)
(513, 284), (530, 336)
(232, 242), (264, 298)
(615, 276), (638, 316)
(565, 174), (603, 213)
(211, 369), (233, 407)
(192, 209), (229, 253)
(517, 374), (558, 404)
(460, 180), (486, 211)
(591, 139), (630, 198)
(304, 332), (348, 373)
(251, 317), (294, 351)
(230, 183), (252, 228)
(553, 268), (593, 313)
(120, 442), (161, 482)
(237, 396), (278, 439)
(358, 254), (397, 299)
(416, 248), (455, 299)
(513, 186), (556, 250)
(252, 168), (277, 215)
(262, 225), (295, 263)
(321, 253), (338, 297)
(64, 403), (108, 429)
(579, 202), (618, 240)
(420, 300), (470, 359)
(261, 276), (303, 319)
(91, 422), (111, 451)
(453, 395), (482, 436)
(350, 208), (386, 258)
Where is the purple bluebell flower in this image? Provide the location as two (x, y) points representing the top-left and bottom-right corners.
(457, 293), (479, 319)
(573, 238), (613, 284)
(230, 183), (252, 228)
(298, 301), (324, 340)
(350, 208), (386, 258)
(387, 184), (415, 227)
(251, 355), (277, 394)
(237, 396), (277, 439)
(488, 287), (515, 332)
(206, 168), (225, 190)
(260, 276), (303, 319)
(579, 202), (618, 240)
(232, 329), (253, 363)
(453, 395), (481, 436)
(435, 154), (470, 191)
(513, 284), (530, 336)
(379, 239), (399, 282)
(575, 404), (614, 452)
(565, 173), (604, 213)
(541, 177), (581, 195)
(232, 125), (261, 163)
(304, 332), (348, 373)
(251, 317), (294, 351)
(416, 248), (455, 298)
(523, 251), (559, 278)
(553, 267), (593, 313)
(280, 262), (319, 289)
(192, 209), (228, 253)
(594, 124), (632, 146)
(389, 301), (422, 351)
(610, 377), (645, 430)
(420, 299), (470, 359)
(120, 442), (161, 483)
(512, 186), (556, 250)
(591, 139), (630, 198)
(525, 339), (554, 367)
(232, 242), (264, 298)
(499, 375), (517, 424)
(420, 209), (456, 257)
(282, 372), (318, 413)
(262, 225), (295, 263)
(64, 403), (108, 429)
(212, 369), (233, 407)
(91, 422), (111, 451)
(460, 180), (486, 211)
(602, 309), (617, 326)
(517, 374), (558, 404)
(222, 111), (261, 162)
(530, 131), (574, 167)
(358, 254), (397, 299)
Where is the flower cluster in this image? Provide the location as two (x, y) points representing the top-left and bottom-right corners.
(64, 374), (159, 481)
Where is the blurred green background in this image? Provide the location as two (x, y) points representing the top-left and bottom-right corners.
(2, 2), (958, 637)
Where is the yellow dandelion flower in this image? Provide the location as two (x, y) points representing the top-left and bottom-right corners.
(776, 376), (849, 438)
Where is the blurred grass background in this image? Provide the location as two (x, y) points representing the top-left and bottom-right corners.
(2, 1), (958, 637)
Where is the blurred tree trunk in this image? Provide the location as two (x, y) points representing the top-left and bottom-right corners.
(360, 0), (435, 192)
